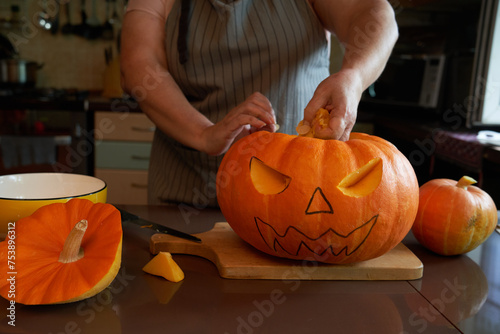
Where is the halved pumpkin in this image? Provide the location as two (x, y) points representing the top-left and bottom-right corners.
(0, 198), (122, 305)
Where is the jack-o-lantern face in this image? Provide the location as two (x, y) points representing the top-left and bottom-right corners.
(216, 132), (419, 264)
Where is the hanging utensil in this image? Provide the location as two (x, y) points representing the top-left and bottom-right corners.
(61, 2), (73, 34)
(86, 0), (102, 39)
(73, 0), (90, 38)
(101, 0), (114, 40)
(86, 0), (100, 26)
(110, 0), (121, 29)
(104, 46), (112, 65)
(50, 4), (60, 34)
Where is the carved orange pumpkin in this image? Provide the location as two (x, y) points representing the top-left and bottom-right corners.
(0, 198), (122, 305)
(216, 131), (419, 264)
(412, 176), (497, 255)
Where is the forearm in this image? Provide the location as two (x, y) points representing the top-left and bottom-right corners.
(120, 10), (213, 153)
(304, 0), (398, 140)
(121, 60), (212, 152)
(313, 0), (398, 91)
(338, 2), (398, 90)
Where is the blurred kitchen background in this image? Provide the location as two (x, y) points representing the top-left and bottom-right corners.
(1, 0), (500, 205)
(0, 0), (124, 89)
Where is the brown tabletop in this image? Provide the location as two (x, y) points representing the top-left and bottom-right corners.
(1, 205), (498, 334)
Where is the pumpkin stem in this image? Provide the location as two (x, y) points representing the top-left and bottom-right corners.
(456, 176), (477, 190)
(59, 220), (88, 263)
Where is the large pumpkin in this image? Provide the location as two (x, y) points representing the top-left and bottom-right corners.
(216, 131), (419, 264)
(412, 176), (497, 255)
(0, 198), (122, 305)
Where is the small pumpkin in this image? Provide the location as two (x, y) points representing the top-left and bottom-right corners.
(0, 198), (122, 305)
(412, 176), (497, 255)
(216, 125), (419, 264)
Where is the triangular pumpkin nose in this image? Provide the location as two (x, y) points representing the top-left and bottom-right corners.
(305, 187), (333, 215)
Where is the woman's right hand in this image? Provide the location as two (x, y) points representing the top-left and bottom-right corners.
(201, 92), (277, 156)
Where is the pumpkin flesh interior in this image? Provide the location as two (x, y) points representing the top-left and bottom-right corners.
(337, 157), (383, 197)
(250, 157), (291, 195)
(143, 251), (184, 282)
(296, 108), (330, 138)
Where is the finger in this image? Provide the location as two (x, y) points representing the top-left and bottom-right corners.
(256, 122), (278, 133)
(304, 93), (328, 123)
(249, 92), (272, 108)
(244, 103), (276, 125)
(329, 115), (347, 140)
(247, 93), (276, 124)
(235, 113), (267, 131)
(338, 128), (351, 142)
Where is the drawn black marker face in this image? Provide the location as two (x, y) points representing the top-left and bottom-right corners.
(249, 156), (382, 259)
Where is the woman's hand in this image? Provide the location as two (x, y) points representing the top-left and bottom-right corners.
(306, 0), (398, 141)
(303, 68), (363, 141)
(201, 92), (277, 156)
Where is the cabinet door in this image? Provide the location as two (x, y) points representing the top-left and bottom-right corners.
(95, 169), (149, 205)
(95, 111), (155, 142)
(95, 141), (152, 170)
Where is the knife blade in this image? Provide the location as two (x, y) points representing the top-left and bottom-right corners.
(119, 208), (201, 243)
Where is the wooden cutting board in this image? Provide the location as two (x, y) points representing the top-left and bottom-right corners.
(150, 222), (423, 281)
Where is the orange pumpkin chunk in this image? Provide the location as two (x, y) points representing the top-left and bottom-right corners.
(143, 252), (185, 282)
(337, 157), (383, 197)
(250, 157), (291, 195)
(296, 108), (330, 138)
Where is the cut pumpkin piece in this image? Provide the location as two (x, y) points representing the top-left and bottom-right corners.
(337, 157), (383, 197)
(296, 108), (330, 138)
(143, 252), (185, 282)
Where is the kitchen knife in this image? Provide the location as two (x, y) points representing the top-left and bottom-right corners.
(119, 208), (201, 243)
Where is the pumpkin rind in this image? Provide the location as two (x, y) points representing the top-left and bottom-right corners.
(0, 198), (122, 305)
(216, 131), (419, 264)
(411, 177), (497, 255)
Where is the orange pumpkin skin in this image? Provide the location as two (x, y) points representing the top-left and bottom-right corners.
(0, 198), (122, 305)
(216, 131), (419, 264)
(412, 178), (497, 256)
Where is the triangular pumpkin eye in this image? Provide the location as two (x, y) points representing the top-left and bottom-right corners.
(250, 157), (291, 194)
(337, 157), (383, 198)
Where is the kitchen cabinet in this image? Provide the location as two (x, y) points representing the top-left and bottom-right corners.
(94, 111), (155, 205)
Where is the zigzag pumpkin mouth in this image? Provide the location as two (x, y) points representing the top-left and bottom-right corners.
(254, 215), (378, 260)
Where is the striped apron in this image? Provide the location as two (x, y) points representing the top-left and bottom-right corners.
(148, 0), (330, 207)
